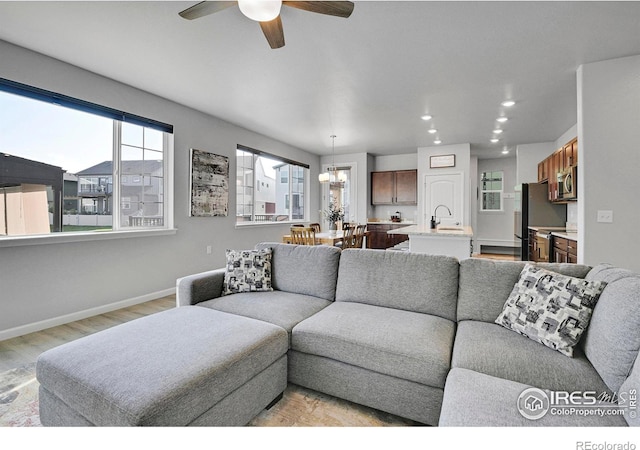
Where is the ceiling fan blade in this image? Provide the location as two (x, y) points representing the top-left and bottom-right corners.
(283, 1), (354, 18)
(259, 16), (285, 49)
(178, 1), (236, 20)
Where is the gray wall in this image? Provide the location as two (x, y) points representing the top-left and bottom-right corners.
(577, 54), (640, 272)
(515, 142), (555, 185)
(0, 40), (320, 338)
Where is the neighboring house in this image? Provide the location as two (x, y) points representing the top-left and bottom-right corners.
(275, 163), (305, 220)
(76, 160), (164, 226)
(63, 172), (79, 214)
(0, 153), (63, 234)
(236, 154), (277, 222)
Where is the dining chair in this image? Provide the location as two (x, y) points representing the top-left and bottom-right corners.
(309, 223), (321, 233)
(340, 225), (357, 249)
(342, 222), (356, 230)
(354, 224), (367, 248)
(290, 226), (316, 245)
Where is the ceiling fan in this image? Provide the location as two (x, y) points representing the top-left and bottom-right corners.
(179, 1), (354, 49)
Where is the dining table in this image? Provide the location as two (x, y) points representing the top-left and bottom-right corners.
(282, 230), (370, 247)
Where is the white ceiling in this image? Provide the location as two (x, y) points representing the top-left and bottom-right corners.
(1, 1), (640, 159)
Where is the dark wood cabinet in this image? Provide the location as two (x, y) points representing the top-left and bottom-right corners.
(371, 170), (417, 205)
(539, 138), (577, 203)
(367, 223), (409, 249)
(528, 228), (537, 261)
(552, 235), (577, 264)
(537, 158), (549, 183)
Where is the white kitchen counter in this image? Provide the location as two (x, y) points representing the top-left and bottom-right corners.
(387, 225), (473, 259)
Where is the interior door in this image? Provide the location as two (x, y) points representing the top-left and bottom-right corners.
(424, 172), (464, 226)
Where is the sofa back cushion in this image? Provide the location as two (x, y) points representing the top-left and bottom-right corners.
(335, 249), (459, 321)
(255, 242), (341, 301)
(581, 263), (640, 393)
(457, 258), (591, 323)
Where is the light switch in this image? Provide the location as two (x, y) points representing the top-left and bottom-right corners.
(596, 210), (613, 223)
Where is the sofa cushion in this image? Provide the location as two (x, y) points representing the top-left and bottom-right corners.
(292, 301), (455, 388)
(495, 264), (606, 357)
(457, 258), (591, 323)
(439, 368), (627, 427)
(255, 242), (341, 301)
(582, 263), (640, 393)
(222, 248), (273, 295)
(452, 320), (611, 394)
(334, 249), (459, 321)
(199, 290), (331, 337)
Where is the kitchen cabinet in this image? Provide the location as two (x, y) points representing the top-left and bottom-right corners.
(367, 223), (409, 249)
(552, 235), (577, 264)
(539, 138), (578, 203)
(564, 138), (578, 168)
(537, 157), (549, 183)
(371, 170), (417, 205)
(528, 228), (537, 261)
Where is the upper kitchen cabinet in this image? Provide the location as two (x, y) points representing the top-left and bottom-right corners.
(371, 170), (417, 205)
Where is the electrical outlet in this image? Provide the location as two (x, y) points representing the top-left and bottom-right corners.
(596, 210), (613, 223)
(206, 245), (212, 254)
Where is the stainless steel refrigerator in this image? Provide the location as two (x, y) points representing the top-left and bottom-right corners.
(514, 183), (566, 261)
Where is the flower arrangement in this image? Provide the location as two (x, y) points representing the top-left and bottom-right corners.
(323, 202), (345, 225)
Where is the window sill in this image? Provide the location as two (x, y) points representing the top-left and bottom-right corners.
(0, 228), (177, 248)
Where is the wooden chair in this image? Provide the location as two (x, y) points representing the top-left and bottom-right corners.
(342, 222), (356, 230)
(290, 227), (316, 245)
(309, 223), (321, 233)
(340, 225), (357, 249)
(353, 224), (367, 248)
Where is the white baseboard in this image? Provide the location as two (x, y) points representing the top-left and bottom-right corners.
(0, 287), (176, 342)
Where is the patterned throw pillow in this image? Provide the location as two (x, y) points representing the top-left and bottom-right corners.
(495, 264), (607, 357)
(222, 248), (273, 295)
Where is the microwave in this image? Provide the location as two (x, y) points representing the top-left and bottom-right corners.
(558, 166), (577, 200)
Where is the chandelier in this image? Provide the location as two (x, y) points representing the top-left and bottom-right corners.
(319, 135), (347, 184)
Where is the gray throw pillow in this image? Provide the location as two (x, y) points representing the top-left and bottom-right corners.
(495, 264), (607, 357)
(222, 248), (273, 295)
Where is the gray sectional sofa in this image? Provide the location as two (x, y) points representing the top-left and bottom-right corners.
(176, 243), (640, 427)
(37, 242), (639, 426)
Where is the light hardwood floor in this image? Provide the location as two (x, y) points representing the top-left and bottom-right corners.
(0, 295), (175, 372)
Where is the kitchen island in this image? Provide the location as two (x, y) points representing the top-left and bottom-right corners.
(387, 224), (473, 260)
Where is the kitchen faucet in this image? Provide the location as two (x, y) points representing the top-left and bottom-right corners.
(431, 204), (452, 229)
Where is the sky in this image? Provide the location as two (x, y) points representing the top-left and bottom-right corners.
(0, 90), (113, 174)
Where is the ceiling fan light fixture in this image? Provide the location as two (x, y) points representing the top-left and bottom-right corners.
(238, 0), (282, 22)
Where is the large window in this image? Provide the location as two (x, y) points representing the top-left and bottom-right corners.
(480, 171), (503, 211)
(0, 78), (173, 239)
(236, 145), (308, 224)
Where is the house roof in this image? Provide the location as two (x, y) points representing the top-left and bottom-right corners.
(76, 160), (163, 176)
(1, 2), (639, 158)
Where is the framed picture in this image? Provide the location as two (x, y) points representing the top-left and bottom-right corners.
(189, 149), (229, 217)
(430, 154), (456, 168)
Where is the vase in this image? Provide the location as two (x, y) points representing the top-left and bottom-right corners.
(329, 222), (337, 236)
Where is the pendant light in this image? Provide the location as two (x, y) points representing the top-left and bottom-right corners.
(319, 135), (347, 184)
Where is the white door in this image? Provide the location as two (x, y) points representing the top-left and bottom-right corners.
(424, 172), (464, 226)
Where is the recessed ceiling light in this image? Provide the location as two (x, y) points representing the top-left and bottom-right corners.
(490, 138), (500, 143)
(502, 149), (510, 155)
(428, 129), (437, 134)
(421, 115), (432, 121)
(493, 129), (503, 134)
(501, 100), (516, 107)
(496, 117), (508, 123)
(434, 139), (442, 144)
